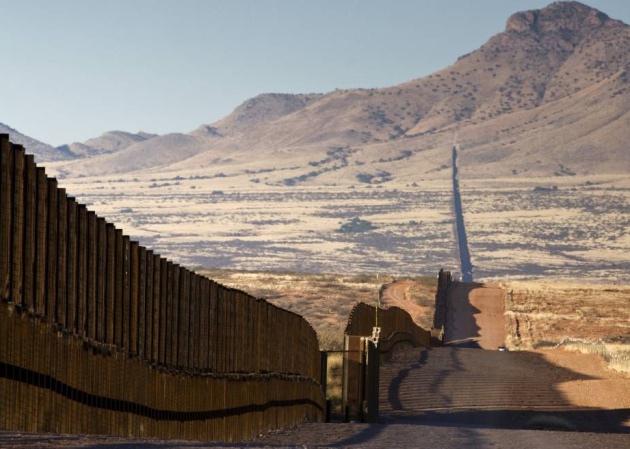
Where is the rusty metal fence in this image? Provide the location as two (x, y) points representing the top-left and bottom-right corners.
(0, 134), (324, 441)
(432, 269), (453, 342)
(342, 301), (431, 421)
(345, 302), (431, 349)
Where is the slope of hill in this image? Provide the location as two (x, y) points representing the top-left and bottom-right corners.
(0, 122), (72, 161)
(56, 130), (158, 158)
(53, 133), (212, 178)
(44, 1), (630, 182)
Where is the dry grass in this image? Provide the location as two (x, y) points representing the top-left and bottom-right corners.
(198, 269), (401, 350)
(463, 177), (630, 284)
(198, 269), (437, 351)
(403, 276), (438, 330)
(55, 174), (629, 285)
(536, 339), (630, 373)
(503, 280), (630, 372)
(324, 353), (344, 416)
(317, 324), (346, 351)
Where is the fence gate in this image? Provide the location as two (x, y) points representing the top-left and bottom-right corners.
(340, 335), (379, 423)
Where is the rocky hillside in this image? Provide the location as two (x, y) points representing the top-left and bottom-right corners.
(0, 123), (72, 161)
(22, 2), (630, 181)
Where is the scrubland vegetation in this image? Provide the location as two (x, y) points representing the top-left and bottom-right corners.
(503, 281), (630, 372)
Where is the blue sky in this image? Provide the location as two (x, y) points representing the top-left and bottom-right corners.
(1, 0), (629, 146)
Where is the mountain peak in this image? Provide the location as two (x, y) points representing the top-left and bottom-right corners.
(506, 1), (614, 35)
(213, 92), (324, 132)
(13, 1), (630, 180)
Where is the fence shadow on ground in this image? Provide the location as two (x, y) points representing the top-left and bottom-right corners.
(443, 282), (484, 348)
(384, 408), (630, 433)
(381, 346), (629, 434)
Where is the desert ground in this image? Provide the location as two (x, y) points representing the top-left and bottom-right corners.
(54, 173), (629, 285)
(11, 135), (630, 448)
(198, 271), (438, 350)
(460, 175), (630, 283)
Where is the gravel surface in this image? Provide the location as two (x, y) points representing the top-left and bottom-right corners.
(2, 422), (629, 449)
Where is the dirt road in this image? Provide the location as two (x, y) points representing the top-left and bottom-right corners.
(380, 280), (425, 325)
(2, 422), (629, 449)
(379, 346), (630, 433)
(444, 282), (507, 349)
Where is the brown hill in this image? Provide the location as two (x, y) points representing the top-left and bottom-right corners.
(48, 1), (630, 182)
(0, 122), (72, 162)
(56, 130), (158, 159)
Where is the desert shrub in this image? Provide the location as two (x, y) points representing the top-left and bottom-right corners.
(346, 274), (379, 284)
(356, 173), (375, 184)
(337, 217), (377, 233)
(318, 325), (345, 351)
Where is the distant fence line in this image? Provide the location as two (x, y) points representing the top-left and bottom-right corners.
(433, 269), (453, 333)
(0, 134), (323, 441)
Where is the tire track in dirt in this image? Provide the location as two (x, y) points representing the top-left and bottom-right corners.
(380, 280), (426, 327)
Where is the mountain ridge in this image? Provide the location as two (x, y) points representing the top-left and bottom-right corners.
(57, 130), (159, 158)
(7, 1), (630, 181)
(0, 123), (72, 161)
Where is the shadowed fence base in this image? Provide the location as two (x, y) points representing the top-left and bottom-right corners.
(0, 302), (324, 442)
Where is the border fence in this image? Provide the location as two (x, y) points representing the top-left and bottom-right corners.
(341, 301), (432, 421)
(345, 302), (431, 355)
(433, 269), (453, 338)
(0, 134), (324, 441)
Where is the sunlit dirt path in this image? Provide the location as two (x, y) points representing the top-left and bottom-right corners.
(380, 280), (425, 325)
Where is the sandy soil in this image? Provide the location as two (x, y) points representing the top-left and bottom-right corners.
(538, 349), (630, 415)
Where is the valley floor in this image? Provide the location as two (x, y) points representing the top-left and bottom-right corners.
(56, 174), (630, 284)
